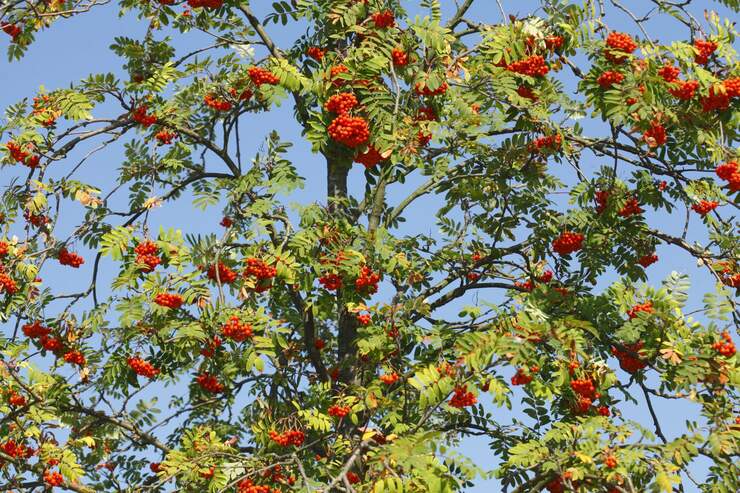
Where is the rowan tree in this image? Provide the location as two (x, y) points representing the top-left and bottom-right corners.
(0, 0), (738, 492)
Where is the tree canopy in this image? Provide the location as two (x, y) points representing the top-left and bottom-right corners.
(0, 0), (738, 492)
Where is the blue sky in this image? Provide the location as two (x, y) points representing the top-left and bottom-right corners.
(1, 1), (735, 491)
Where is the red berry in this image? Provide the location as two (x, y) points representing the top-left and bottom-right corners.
(552, 231), (584, 256)
(449, 385), (477, 408)
(691, 200), (718, 216)
(597, 70), (624, 88)
(127, 356), (160, 379)
(154, 293), (184, 309)
(248, 66), (279, 86)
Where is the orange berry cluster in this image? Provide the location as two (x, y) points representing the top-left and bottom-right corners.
(44, 470), (64, 487)
(658, 64), (680, 82)
(200, 336), (222, 358)
(248, 67), (280, 86)
(244, 257), (277, 292)
(324, 92), (358, 114)
(196, 373), (224, 393)
(545, 35), (564, 50)
(371, 10), (395, 28)
(391, 48), (408, 66)
(207, 262), (238, 284)
(58, 247), (84, 268)
(268, 429), (305, 447)
(598, 405), (611, 416)
(355, 265), (380, 294)
(612, 342), (647, 373)
(155, 129), (176, 145)
(511, 368), (533, 386)
(63, 350), (86, 366)
(222, 315), (253, 342)
(186, 0), (223, 8)
(693, 39), (718, 65)
(552, 231), (584, 256)
(0, 241), (8, 257)
(532, 134), (561, 151)
(328, 404), (351, 417)
(319, 272), (342, 291)
(154, 293), (183, 309)
(603, 454), (618, 469)
(449, 385), (477, 408)
(379, 372), (399, 385)
(229, 86), (253, 101)
(712, 331), (736, 357)
(307, 46), (325, 61)
(5, 141), (40, 168)
(570, 378), (597, 413)
(1, 439), (34, 460)
(597, 70), (624, 88)
(517, 85), (537, 101)
(132, 105), (157, 127)
(627, 301), (653, 319)
(204, 94), (232, 112)
(668, 80), (699, 100)
(22, 320), (51, 338)
(354, 145), (384, 169)
(7, 390), (26, 407)
(414, 81), (448, 96)
(643, 120), (666, 147)
(329, 64), (349, 87)
(691, 200), (718, 216)
(604, 32), (637, 64)
(716, 161), (740, 193)
(356, 313), (371, 325)
(327, 114), (370, 147)
(506, 55), (549, 77)
(134, 241), (161, 272)
(637, 253), (658, 268)
(128, 356), (160, 378)
(0, 271), (18, 295)
(617, 197), (644, 217)
(238, 479), (281, 493)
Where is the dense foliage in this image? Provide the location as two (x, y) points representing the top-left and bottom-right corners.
(0, 0), (738, 492)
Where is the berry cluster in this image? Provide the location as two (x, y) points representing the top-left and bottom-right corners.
(186, 0), (223, 9)
(612, 342), (647, 373)
(155, 130), (176, 145)
(657, 64), (680, 82)
(449, 385), (477, 408)
(200, 336), (222, 358)
(307, 46), (325, 61)
(324, 92), (358, 114)
(58, 247), (84, 268)
(269, 429), (305, 447)
(128, 356), (160, 378)
(354, 146), (384, 169)
(327, 114), (370, 147)
(196, 373), (224, 393)
(570, 378), (597, 412)
(134, 241), (161, 272)
(694, 39), (718, 65)
(319, 273), (342, 291)
(244, 257), (277, 292)
(356, 313), (371, 325)
(330, 64), (349, 86)
(414, 81), (448, 97)
(2, 23), (21, 41)
(0, 272), (18, 295)
(516, 85), (537, 101)
(222, 315), (253, 342)
(63, 350), (86, 366)
(716, 161), (740, 192)
(691, 200), (718, 216)
(43, 470), (64, 487)
(154, 293), (183, 309)
(238, 479), (281, 493)
(22, 320), (51, 339)
(603, 454), (618, 469)
(668, 79), (699, 100)
(132, 105), (157, 127)
(643, 120), (666, 147)
(371, 10), (395, 28)
(248, 67), (280, 86)
(7, 390), (26, 407)
(545, 35), (564, 50)
(391, 48), (408, 66)
(552, 231), (584, 256)
(0, 241), (8, 257)
(511, 368), (533, 386)
(506, 55), (549, 77)
(627, 301), (653, 319)
(5, 141), (40, 168)
(204, 94), (232, 112)
(1, 439), (34, 459)
(355, 265), (380, 294)
(604, 32), (637, 64)
(532, 134), (561, 152)
(617, 197), (644, 217)
(637, 253), (658, 268)
(328, 404), (351, 417)
(597, 70), (624, 88)
(712, 331), (736, 357)
(379, 372), (399, 385)
(207, 262), (238, 284)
